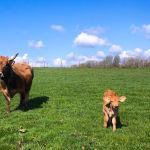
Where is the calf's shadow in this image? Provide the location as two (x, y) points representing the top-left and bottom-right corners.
(107, 116), (128, 129)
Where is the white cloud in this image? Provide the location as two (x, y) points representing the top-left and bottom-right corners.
(14, 53), (48, 67)
(35, 41), (44, 48)
(119, 48), (144, 60)
(53, 58), (66, 67)
(53, 50), (106, 67)
(78, 55), (99, 63)
(66, 52), (77, 61)
(134, 48), (143, 57)
(142, 24), (150, 34)
(109, 44), (122, 53)
(28, 40), (44, 49)
(51, 24), (64, 32)
(73, 32), (108, 47)
(119, 51), (131, 59)
(134, 48), (142, 53)
(84, 26), (105, 35)
(144, 49), (150, 58)
(77, 55), (88, 62)
(96, 51), (105, 58)
(36, 57), (46, 62)
(130, 24), (150, 39)
(142, 24), (150, 38)
(30, 57), (47, 67)
(15, 53), (29, 63)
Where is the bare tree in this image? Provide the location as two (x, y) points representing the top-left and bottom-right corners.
(103, 56), (113, 68)
(113, 55), (120, 67)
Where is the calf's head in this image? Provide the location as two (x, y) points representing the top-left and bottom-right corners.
(0, 53), (19, 79)
(109, 95), (126, 114)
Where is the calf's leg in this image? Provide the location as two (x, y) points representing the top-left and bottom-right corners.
(104, 113), (109, 128)
(112, 117), (117, 132)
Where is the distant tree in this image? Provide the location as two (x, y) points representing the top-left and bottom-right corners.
(103, 56), (113, 68)
(113, 55), (120, 67)
(71, 55), (150, 68)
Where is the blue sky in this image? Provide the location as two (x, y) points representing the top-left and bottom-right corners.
(0, 0), (150, 66)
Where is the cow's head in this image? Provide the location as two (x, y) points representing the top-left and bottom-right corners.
(104, 94), (126, 114)
(0, 53), (19, 79)
(110, 95), (126, 113)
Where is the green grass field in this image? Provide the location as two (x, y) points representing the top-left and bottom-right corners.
(0, 68), (149, 150)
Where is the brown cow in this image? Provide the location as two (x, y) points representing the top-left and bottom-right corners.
(103, 89), (126, 131)
(0, 53), (34, 112)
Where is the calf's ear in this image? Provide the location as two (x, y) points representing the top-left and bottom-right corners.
(119, 96), (126, 102)
(8, 53), (19, 64)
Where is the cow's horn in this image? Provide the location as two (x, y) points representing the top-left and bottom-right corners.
(9, 53), (19, 61)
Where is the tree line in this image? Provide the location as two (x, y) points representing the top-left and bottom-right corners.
(72, 55), (150, 68)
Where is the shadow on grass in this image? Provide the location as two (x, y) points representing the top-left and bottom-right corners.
(116, 116), (128, 128)
(107, 116), (128, 129)
(15, 96), (49, 111)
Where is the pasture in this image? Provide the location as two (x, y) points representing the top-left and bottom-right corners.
(0, 68), (149, 150)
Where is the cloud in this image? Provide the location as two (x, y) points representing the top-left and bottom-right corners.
(119, 48), (143, 60)
(144, 49), (150, 58)
(119, 51), (130, 59)
(134, 48), (142, 53)
(14, 53), (48, 67)
(53, 50), (106, 67)
(36, 57), (46, 62)
(130, 24), (150, 39)
(71, 51), (105, 64)
(96, 50), (105, 58)
(53, 58), (66, 67)
(78, 55), (99, 63)
(51, 24), (64, 32)
(66, 52), (77, 61)
(28, 40), (44, 49)
(15, 53), (29, 63)
(84, 26), (105, 35)
(142, 24), (150, 38)
(30, 57), (47, 67)
(142, 24), (150, 34)
(130, 24), (140, 33)
(73, 32), (108, 47)
(109, 44), (122, 53)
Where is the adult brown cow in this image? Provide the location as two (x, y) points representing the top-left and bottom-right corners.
(0, 53), (34, 112)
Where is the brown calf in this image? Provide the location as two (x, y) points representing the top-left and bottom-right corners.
(0, 53), (34, 112)
(103, 89), (126, 131)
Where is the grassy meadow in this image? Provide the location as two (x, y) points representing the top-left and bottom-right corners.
(0, 68), (149, 150)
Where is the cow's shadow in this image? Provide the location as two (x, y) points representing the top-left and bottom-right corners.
(15, 96), (49, 111)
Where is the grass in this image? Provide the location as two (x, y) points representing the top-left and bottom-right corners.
(0, 68), (149, 150)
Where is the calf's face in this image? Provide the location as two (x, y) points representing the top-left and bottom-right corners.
(110, 96), (126, 115)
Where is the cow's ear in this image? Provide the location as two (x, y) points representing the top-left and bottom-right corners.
(119, 96), (126, 102)
(103, 96), (111, 104)
(8, 53), (19, 64)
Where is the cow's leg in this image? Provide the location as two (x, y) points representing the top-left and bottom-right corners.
(104, 113), (109, 128)
(24, 91), (29, 107)
(112, 117), (117, 132)
(3, 90), (11, 113)
(19, 93), (24, 107)
(19, 92), (27, 109)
